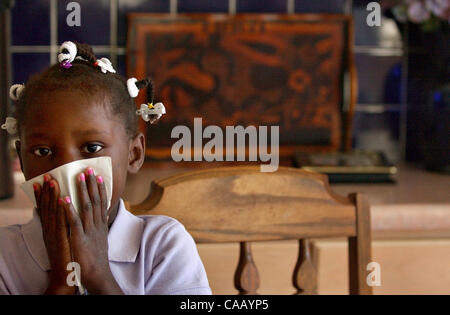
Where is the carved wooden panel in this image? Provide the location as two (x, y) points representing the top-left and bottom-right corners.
(127, 14), (354, 159)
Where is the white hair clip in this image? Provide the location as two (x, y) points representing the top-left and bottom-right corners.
(94, 58), (116, 74)
(1, 117), (18, 135)
(136, 102), (166, 123)
(127, 78), (139, 98)
(9, 84), (25, 101)
(58, 41), (77, 69)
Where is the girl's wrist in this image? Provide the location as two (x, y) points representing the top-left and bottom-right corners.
(87, 271), (124, 295)
(46, 270), (77, 295)
(45, 281), (76, 295)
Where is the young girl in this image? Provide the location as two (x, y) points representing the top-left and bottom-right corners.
(0, 41), (211, 295)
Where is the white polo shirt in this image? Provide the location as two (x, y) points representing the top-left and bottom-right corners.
(0, 199), (211, 295)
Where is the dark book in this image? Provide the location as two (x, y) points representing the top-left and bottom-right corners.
(294, 151), (397, 183)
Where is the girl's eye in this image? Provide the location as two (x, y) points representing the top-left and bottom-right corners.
(82, 144), (103, 154)
(33, 148), (52, 157)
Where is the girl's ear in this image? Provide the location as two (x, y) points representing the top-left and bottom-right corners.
(15, 140), (24, 173)
(127, 132), (145, 174)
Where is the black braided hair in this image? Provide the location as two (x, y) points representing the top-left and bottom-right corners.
(135, 78), (154, 105)
(13, 42), (154, 137)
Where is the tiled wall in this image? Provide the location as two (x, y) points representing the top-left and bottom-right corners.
(9, 0), (404, 161)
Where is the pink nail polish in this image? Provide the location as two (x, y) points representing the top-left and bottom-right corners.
(49, 181), (55, 188)
(65, 196), (71, 204)
(33, 183), (39, 191)
(79, 173), (85, 182)
(58, 198), (63, 206)
(44, 174), (50, 182)
(97, 175), (103, 184)
(87, 167), (94, 175)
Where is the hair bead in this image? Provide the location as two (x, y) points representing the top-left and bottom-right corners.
(127, 78), (139, 98)
(9, 84), (25, 101)
(1, 117), (18, 135)
(58, 41), (77, 68)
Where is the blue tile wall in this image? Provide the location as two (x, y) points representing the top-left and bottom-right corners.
(58, 0), (110, 45)
(11, 0), (50, 45)
(295, 0), (346, 13)
(116, 54), (127, 77)
(118, 0), (169, 46)
(237, 0), (286, 12)
(179, 0), (229, 12)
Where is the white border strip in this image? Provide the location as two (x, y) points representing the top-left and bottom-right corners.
(287, 0), (294, 14)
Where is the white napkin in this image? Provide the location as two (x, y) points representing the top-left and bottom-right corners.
(21, 156), (113, 215)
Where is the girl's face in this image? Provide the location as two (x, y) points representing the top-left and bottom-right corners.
(16, 89), (145, 212)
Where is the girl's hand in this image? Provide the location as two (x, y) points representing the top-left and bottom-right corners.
(34, 175), (75, 295)
(63, 167), (123, 295)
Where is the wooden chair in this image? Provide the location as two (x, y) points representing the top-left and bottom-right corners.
(129, 166), (372, 295)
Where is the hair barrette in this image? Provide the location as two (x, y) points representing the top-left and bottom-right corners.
(9, 84), (25, 101)
(127, 78), (139, 98)
(94, 58), (116, 74)
(136, 102), (166, 123)
(58, 41), (77, 69)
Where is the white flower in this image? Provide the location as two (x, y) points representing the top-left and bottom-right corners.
(136, 103), (166, 123)
(426, 0), (450, 18)
(408, 0), (431, 22)
(1, 117), (18, 135)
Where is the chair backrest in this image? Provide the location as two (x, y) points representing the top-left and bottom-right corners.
(129, 166), (372, 294)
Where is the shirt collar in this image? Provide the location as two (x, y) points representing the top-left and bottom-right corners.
(107, 199), (145, 263)
(21, 199), (145, 271)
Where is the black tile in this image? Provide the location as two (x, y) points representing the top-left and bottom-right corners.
(116, 54), (127, 77)
(237, 0), (287, 12)
(12, 53), (50, 84)
(58, 0), (110, 45)
(11, 0), (50, 45)
(295, 0), (346, 13)
(178, 0), (229, 12)
(118, 0), (169, 46)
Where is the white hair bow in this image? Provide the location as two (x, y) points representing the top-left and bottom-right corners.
(136, 102), (166, 123)
(95, 58), (116, 74)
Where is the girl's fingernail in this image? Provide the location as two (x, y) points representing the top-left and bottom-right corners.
(65, 196), (71, 204)
(44, 174), (50, 182)
(33, 183), (39, 191)
(58, 198), (63, 206)
(97, 175), (103, 184)
(79, 173), (85, 182)
(49, 181), (55, 188)
(87, 167), (94, 175)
